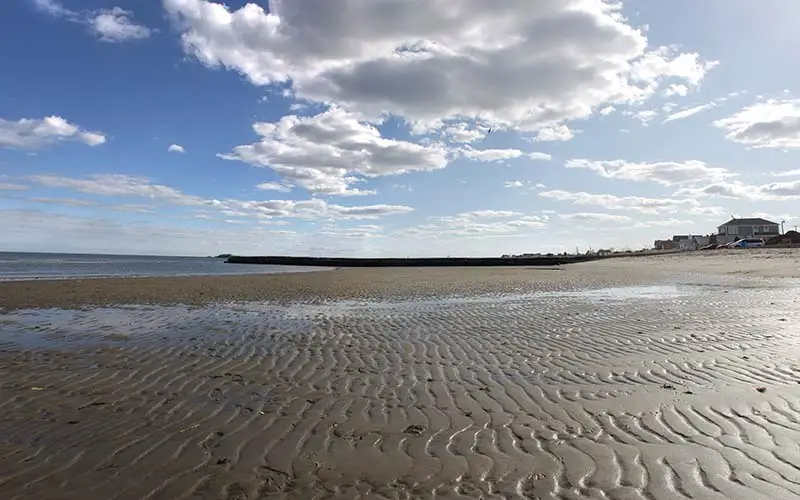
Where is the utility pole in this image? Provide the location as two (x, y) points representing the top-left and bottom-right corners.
(781, 220), (786, 234)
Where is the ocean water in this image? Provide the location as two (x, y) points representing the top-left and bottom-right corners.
(0, 252), (325, 280)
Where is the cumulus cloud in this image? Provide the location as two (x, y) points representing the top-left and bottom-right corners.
(0, 115), (106, 149)
(714, 99), (800, 149)
(168, 143), (185, 153)
(33, 1), (152, 42)
(565, 159), (735, 186)
(532, 125), (575, 142)
(440, 123), (486, 144)
(89, 7), (153, 42)
(219, 108), (447, 196)
(164, 0), (716, 133)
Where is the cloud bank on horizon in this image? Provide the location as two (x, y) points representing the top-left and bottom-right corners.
(1, 0), (799, 256)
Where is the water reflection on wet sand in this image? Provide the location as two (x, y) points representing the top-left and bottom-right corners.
(1, 279), (800, 499)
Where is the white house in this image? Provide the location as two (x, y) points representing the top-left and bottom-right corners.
(717, 218), (780, 239)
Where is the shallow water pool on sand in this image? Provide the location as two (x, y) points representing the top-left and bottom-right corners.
(538, 284), (692, 301)
(1, 279), (800, 499)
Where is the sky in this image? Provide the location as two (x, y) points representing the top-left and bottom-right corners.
(2, 0), (800, 257)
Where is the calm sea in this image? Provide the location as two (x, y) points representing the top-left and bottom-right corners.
(0, 252), (325, 281)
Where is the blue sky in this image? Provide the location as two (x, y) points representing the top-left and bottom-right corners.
(2, 0), (800, 256)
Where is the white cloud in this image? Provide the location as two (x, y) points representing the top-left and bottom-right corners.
(559, 212), (632, 223)
(256, 181), (292, 193)
(318, 224), (383, 239)
(0, 182), (30, 191)
(441, 123), (485, 143)
(458, 146), (550, 163)
(26, 173), (414, 221)
(714, 99), (800, 149)
(628, 109), (658, 125)
(772, 169), (800, 178)
(0, 115), (106, 149)
(664, 84), (689, 97)
(164, 0), (716, 132)
(504, 181), (524, 189)
(565, 159), (735, 186)
(33, 0), (72, 17)
(539, 189), (708, 214)
(459, 210), (521, 219)
(219, 108), (447, 196)
(663, 102), (717, 123)
(33, 1), (152, 42)
(228, 199), (414, 220)
(532, 125), (575, 142)
(168, 143), (185, 153)
(412, 210), (549, 238)
(89, 7), (153, 42)
(27, 197), (98, 207)
(677, 179), (800, 201)
(29, 174), (205, 206)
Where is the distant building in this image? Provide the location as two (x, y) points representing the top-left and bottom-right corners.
(717, 218), (780, 239)
(654, 239), (677, 250)
(655, 235), (710, 251)
(678, 235), (710, 250)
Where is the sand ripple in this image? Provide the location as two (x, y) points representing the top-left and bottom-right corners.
(2, 280), (800, 499)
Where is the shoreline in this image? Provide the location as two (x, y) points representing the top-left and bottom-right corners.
(1, 266), (641, 312)
(0, 266), (334, 283)
(3, 249), (800, 312)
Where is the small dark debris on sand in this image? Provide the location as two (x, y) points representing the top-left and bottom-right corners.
(403, 425), (427, 436)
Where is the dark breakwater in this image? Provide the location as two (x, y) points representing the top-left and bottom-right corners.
(225, 255), (605, 267)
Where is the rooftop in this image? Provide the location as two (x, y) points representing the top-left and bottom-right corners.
(719, 217), (777, 227)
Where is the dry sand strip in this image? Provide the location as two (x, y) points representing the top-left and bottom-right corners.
(1, 253), (800, 499)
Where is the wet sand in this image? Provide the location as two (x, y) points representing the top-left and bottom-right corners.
(1, 250), (800, 499)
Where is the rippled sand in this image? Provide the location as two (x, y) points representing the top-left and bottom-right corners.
(2, 254), (800, 499)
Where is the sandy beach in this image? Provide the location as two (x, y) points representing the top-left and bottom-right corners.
(2, 250), (800, 499)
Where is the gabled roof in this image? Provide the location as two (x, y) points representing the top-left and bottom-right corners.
(718, 217), (777, 227)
